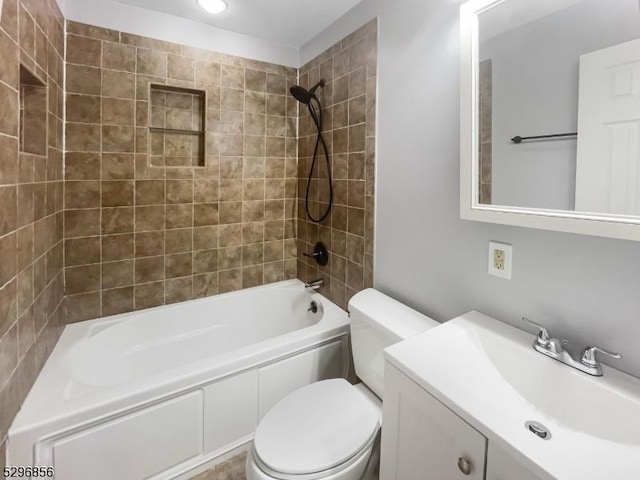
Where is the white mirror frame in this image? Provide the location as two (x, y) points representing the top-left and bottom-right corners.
(460, 0), (640, 242)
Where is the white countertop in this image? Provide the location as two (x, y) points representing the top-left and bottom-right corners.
(384, 311), (640, 480)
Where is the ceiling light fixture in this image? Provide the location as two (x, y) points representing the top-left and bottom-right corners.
(197, 0), (228, 14)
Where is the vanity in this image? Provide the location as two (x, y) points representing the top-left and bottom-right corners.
(379, 311), (640, 479)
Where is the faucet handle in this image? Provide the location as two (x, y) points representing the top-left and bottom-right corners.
(580, 346), (622, 367)
(522, 317), (551, 345)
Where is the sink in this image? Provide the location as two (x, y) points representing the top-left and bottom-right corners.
(478, 323), (640, 446)
(384, 311), (640, 480)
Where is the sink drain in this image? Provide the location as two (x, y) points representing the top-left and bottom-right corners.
(525, 421), (551, 440)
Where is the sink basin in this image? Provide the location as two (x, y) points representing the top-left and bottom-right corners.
(384, 311), (640, 480)
(479, 323), (640, 446)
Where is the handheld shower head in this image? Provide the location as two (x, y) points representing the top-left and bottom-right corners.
(289, 78), (333, 223)
(289, 79), (326, 105)
(290, 85), (313, 105)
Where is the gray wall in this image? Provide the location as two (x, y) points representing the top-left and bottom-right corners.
(301, 0), (640, 379)
(481, 0), (640, 210)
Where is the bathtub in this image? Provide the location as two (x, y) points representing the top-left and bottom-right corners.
(8, 279), (350, 480)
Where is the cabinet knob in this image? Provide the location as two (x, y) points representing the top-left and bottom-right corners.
(457, 456), (472, 475)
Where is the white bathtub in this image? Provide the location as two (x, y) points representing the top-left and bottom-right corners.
(8, 280), (350, 480)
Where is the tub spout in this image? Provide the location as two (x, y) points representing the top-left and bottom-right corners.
(305, 279), (323, 291)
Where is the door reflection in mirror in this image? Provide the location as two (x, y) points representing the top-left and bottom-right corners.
(477, 0), (640, 214)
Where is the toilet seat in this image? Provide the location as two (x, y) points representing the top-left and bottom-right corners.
(250, 431), (378, 480)
(253, 379), (380, 479)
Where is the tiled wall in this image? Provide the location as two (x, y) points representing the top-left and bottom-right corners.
(0, 0), (65, 467)
(297, 21), (377, 310)
(63, 22), (299, 322)
(479, 59), (492, 204)
(0, 17), (378, 466)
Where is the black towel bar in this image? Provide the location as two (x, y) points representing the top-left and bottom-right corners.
(511, 132), (577, 144)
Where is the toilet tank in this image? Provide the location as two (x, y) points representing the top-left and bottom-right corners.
(348, 289), (439, 399)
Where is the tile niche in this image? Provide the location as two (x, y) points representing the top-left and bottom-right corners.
(149, 84), (206, 168)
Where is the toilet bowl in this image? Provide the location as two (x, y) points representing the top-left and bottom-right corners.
(246, 380), (380, 480)
(246, 289), (439, 480)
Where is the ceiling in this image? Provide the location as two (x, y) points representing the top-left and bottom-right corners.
(113, 0), (364, 47)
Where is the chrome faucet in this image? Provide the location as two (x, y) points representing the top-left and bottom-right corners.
(522, 317), (621, 377)
(304, 279), (324, 292)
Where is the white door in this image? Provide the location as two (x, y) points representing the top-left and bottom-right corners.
(380, 364), (486, 480)
(575, 38), (640, 215)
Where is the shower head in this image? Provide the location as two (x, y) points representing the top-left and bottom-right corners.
(290, 79), (326, 105)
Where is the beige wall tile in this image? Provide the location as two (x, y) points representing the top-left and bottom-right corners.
(102, 234), (134, 262)
(195, 60), (219, 86)
(67, 21), (119, 42)
(66, 94), (101, 124)
(221, 65), (244, 89)
(64, 209), (100, 238)
(135, 256), (164, 284)
(102, 126), (135, 152)
(0, 29), (19, 89)
(102, 207), (133, 234)
(245, 69), (266, 92)
(102, 98), (134, 126)
(137, 49), (167, 77)
(134, 281), (164, 310)
(65, 152), (101, 180)
(135, 205), (165, 232)
(167, 55), (194, 82)
(66, 34), (101, 67)
(102, 260), (133, 289)
(0, 82), (18, 137)
(65, 180), (100, 209)
(66, 123), (100, 151)
(102, 70), (135, 99)
(165, 277), (192, 304)
(135, 180), (164, 206)
(102, 286), (133, 316)
(66, 64), (101, 95)
(0, 186), (17, 236)
(65, 264), (100, 294)
(102, 180), (134, 207)
(102, 42), (136, 72)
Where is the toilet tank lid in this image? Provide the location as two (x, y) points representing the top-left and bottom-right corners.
(348, 289), (439, 339)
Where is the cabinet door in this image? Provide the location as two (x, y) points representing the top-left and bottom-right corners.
(486, 443), (546, 480)
(381, 364), (486, 480)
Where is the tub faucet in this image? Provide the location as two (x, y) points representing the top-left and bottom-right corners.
(522, 317), (621, 376)
(305, 279), (323, 291)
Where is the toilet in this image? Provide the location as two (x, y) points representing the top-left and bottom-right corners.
(246, 288), (439, 480)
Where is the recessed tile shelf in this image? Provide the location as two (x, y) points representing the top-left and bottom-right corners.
(19, 65), (48, 156)
(149, 84), (206, 168)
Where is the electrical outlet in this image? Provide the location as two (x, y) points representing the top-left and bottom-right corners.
(488, 241), (512, 279)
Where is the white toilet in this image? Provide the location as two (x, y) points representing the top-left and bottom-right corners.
(246, 288), (439, 480)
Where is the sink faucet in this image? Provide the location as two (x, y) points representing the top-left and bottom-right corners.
(522, 318), (621, 377)
(304, 279), (324, 292)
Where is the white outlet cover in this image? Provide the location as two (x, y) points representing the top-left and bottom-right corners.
(488, 241), (513, 279)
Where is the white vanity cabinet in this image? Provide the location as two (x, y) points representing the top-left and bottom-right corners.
(381, 363), (546, 480)
(381, 364), (487, 479)
(485, 443), (544, 480)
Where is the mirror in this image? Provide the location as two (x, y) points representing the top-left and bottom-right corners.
(460, 0), (640, 241)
